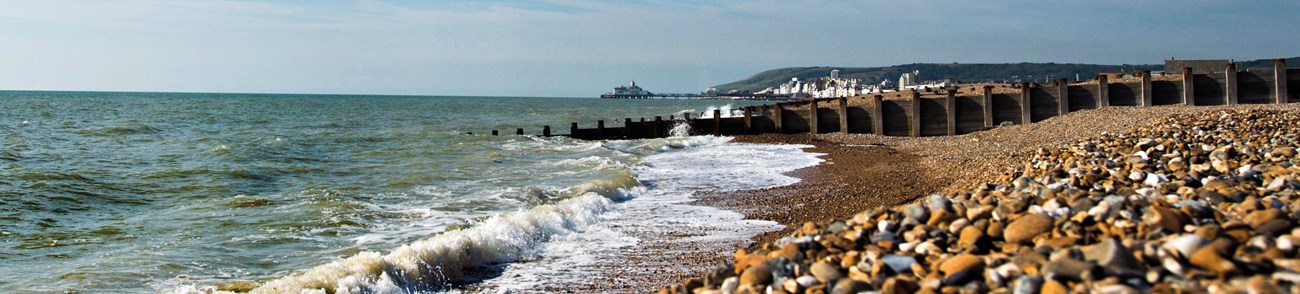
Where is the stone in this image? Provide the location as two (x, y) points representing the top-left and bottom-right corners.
(958, 225), (985, 251)
(1042, 258), (1099, 282)
(782, 277), (802, 293)
(966, 204), (994, 221)
(927, 194), (952, 212)
(810, 261), (844, 284)
(927, 209), (957, 227)
(1040, 279), (1067, 294)
(905, 204), (929, 222)
(1249, 275), (1285, 294)
(881, 254), (917, 275)
(1012, 275), (1043, 294)
(987, 221), (1005, 239)
(1189, 246), (1238, 276)
(739, 262), (772, 286)
(1004, 214), (1053, 244)
(1162, 234), (1209, 257)
(1271, 147), (1297, 158)
(1081, 238), (1145, 278)
(1147, 206), (1189, 232)
(830, 278), (872, 294)
(720, 277), (739, 293)
(938, 254), (985, 285)
(1245, 209), (1285, 228)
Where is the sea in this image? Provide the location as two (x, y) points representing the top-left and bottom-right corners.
(0, 91), (824, 293)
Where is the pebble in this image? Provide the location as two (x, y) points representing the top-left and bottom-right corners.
(809, 261), (843, 283)
(1004, 214), (1053, 244)
(667, 109), (1300, 294)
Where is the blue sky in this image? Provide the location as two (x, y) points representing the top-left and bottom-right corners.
(0, 0), (1296, 97)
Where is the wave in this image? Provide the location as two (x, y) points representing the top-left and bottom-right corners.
(170, 171), (642, 293)
(77, 122), (162, 136)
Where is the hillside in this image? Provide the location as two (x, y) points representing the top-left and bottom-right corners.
(712, 57), (1298, 93)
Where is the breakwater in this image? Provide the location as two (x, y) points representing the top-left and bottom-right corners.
(497, 59), (1295, 140)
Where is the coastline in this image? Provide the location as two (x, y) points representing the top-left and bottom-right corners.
(656, 103), (1300, 293)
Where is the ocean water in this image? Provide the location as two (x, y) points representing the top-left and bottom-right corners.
(0, 91), (821, 293)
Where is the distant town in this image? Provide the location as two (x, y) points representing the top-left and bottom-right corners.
(600, 57), (1295, 101)
(602, 69), (975, 101)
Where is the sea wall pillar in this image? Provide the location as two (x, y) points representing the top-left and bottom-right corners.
(773, 103), (785, 133)
(743, 107), (752, 134)
(543, 125), (551, 137)
(1224, 64), (1238, 105)
(1182, 67), (1195, 105)
(943, 88), (956, 135)
(1277, 59), (1290, 104)
(872, 95), (884, 135)
(1097, 75), (1110, 107)
(1140, 71), (1153, 107)
(516, 128), (524, 135)
(838, 97), (849, 134)
(982, 85), (994, 128)
(909, 90), (920, 137)
(1019, 82), (1032, 124)
(1057, 79), (1069, 115)
(597, 120), (605, 138)
(571, 122), (578, 136)
(808, 100), (819, 134)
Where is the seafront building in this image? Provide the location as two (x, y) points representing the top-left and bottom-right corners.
(757, 69), (958, 98)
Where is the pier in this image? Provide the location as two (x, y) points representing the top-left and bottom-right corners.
(493, 59), (1296, 140)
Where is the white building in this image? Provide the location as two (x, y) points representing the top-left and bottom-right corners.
(898, 70), (919, 90)
(760, 70), (882, 98)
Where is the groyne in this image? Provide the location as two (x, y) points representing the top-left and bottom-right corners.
(491, 59), (1295, 140)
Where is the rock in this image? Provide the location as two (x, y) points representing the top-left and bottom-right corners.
(720, 277), (739, 293)
(739, 262), (772, 286)
(927, 209), (957, 227)
(830, 278), (872, 294)
(966, 204), (994, 221)
(1258, 219), (1294, 237)
(1013, 275), (1043, 294)
(938, 254), (985, 285)
(987, 221), (1005, 239)
(1147, 206), (1189, 232)
(1042, 258), (1099, 282)
(905, 204), (929, 222)
(1040, 279), (1067, 294)
(880, 277), (917, 294)
(927, 194), (952, 212)
(1245, 209), (1285, 228)
(1188, 246), (1238, 276)
(1162, 234), (1209, 257)
(1004, 214), (1053, 244)
(1081, 238), (1146, 277)
(958, 225), (985, 251)
(810, 261), (843, 284)
(881, 254), (917, 275)
(796, 275), (819, 287)
(1271, 147), (1297, 158)
(1249, 275), (1285, 294)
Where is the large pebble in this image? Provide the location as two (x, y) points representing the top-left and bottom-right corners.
(1004, 214), (1053, 244)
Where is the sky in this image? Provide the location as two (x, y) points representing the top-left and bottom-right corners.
(0, 0), (1296, 97)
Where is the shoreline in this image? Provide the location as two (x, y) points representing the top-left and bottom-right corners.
(657, 103), (1300, 293)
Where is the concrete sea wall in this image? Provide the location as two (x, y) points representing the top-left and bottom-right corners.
(498, 59), (1295, 140)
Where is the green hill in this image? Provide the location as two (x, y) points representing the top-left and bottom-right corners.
(712, 57), (1299, 93)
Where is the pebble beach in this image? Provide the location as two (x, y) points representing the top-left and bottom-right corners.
(662, 103), (1300, 294)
